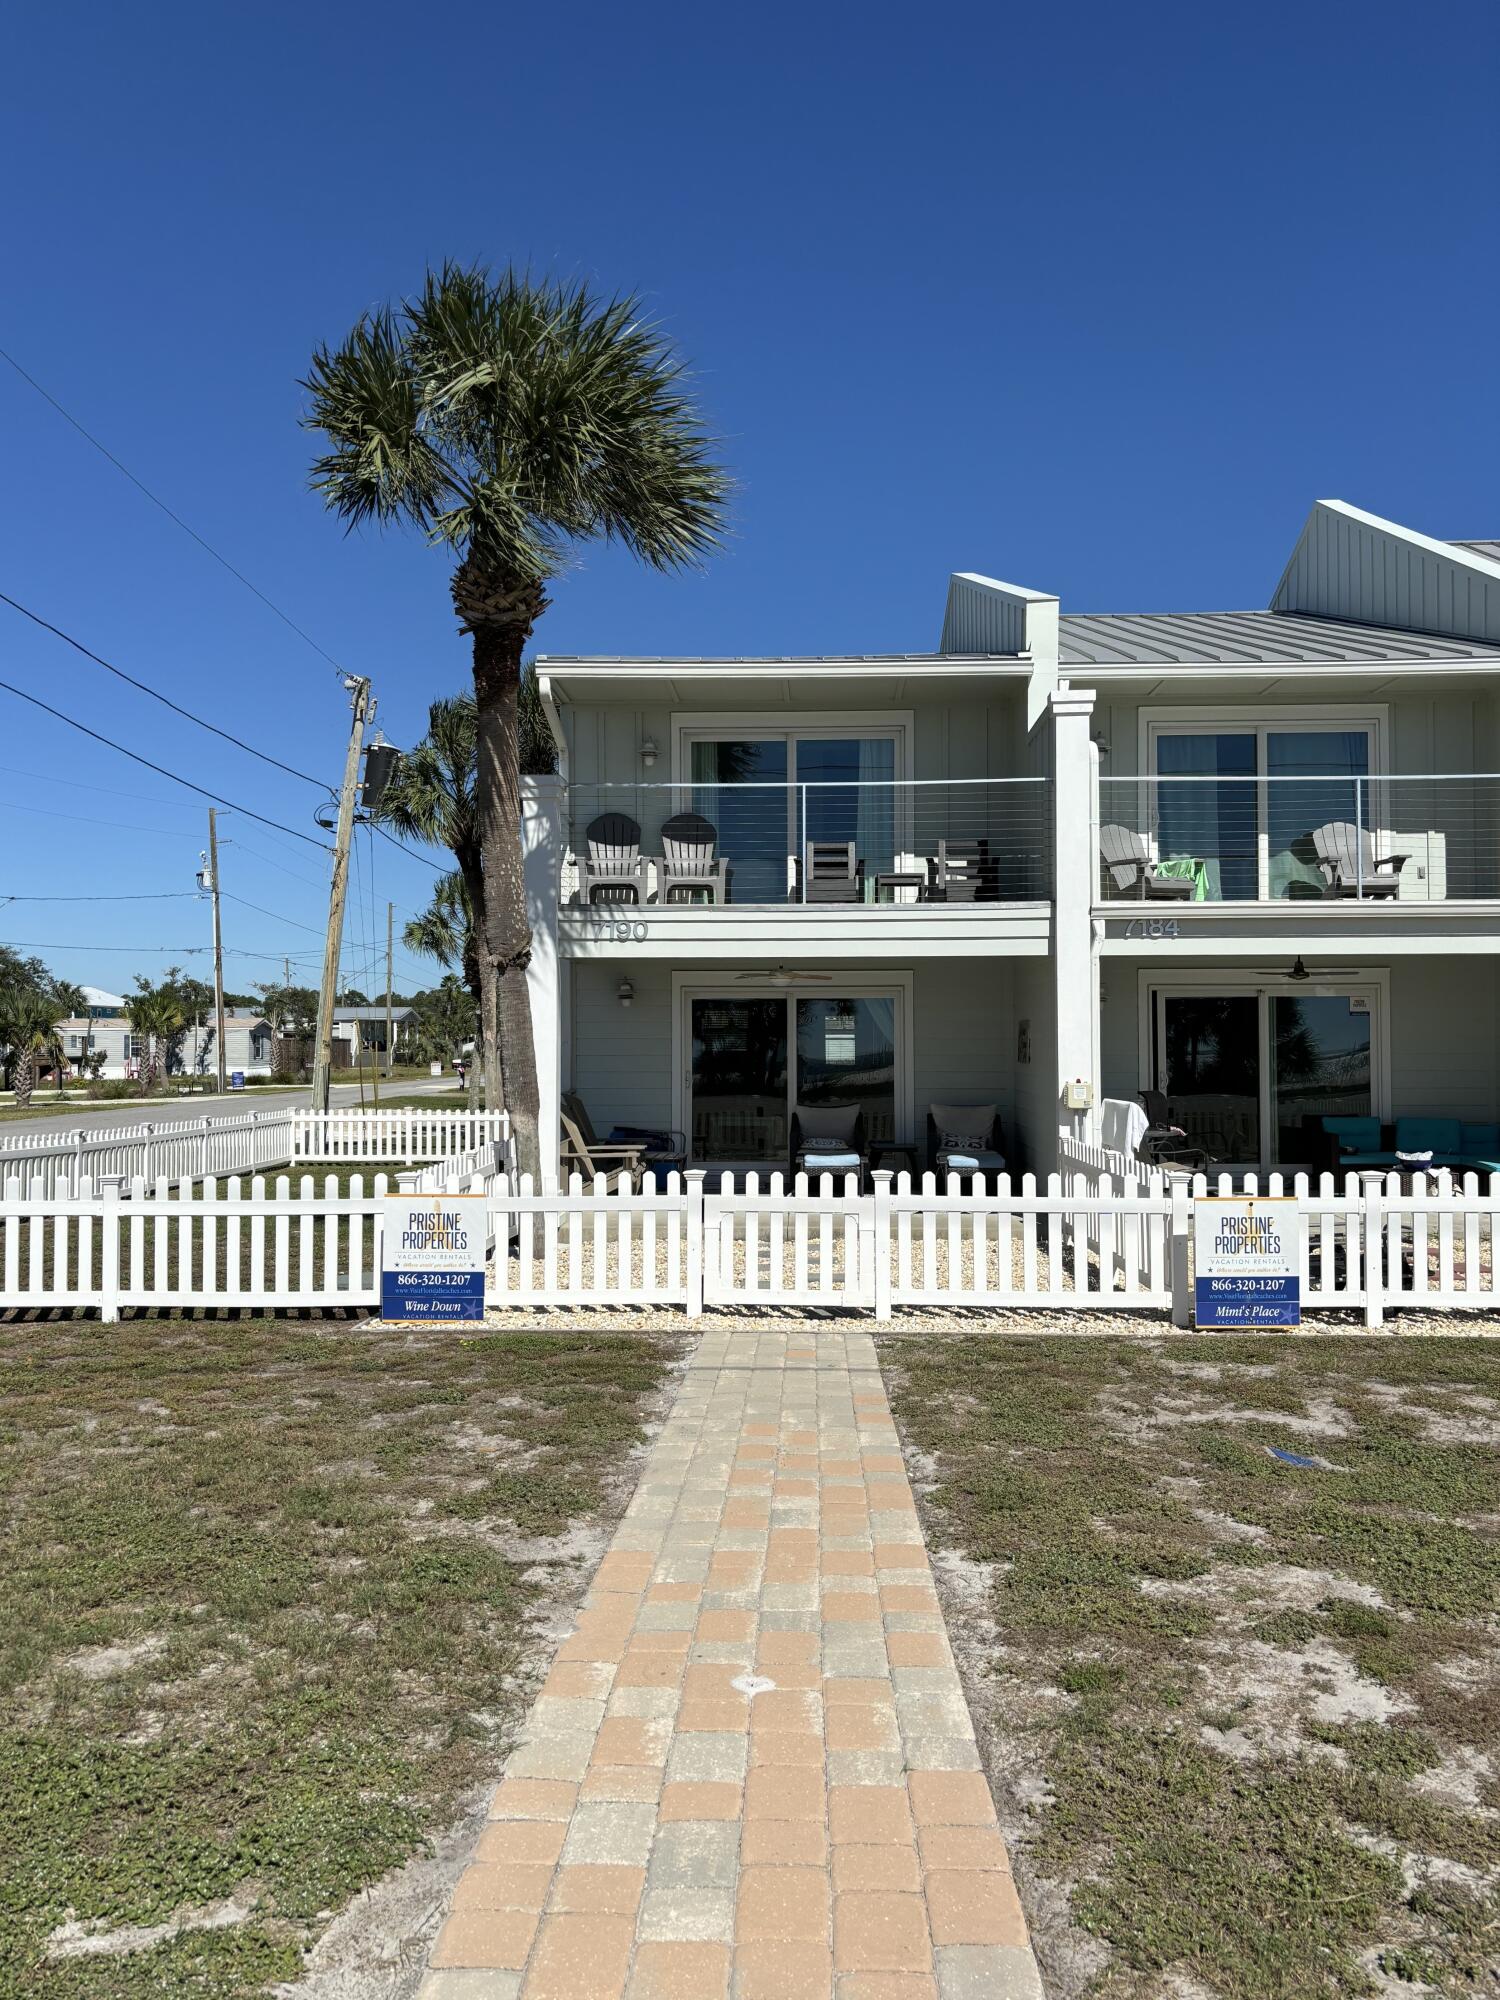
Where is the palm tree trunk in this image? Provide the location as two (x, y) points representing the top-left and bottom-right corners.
(462, 567), (547, 1184)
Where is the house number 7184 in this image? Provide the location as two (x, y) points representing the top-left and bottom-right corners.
(1124, 918), (1180, 940)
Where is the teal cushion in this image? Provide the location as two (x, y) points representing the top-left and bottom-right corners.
(1460, 1123), (1500, 1156)
(1323, 1116), (1380, 1154)
(1336, 1152), (1399, 1169)
(1395, 1117), (1460, 1154)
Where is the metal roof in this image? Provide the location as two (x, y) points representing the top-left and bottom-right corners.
(1452, 539), (1500, 565)
(536, 652), (1020, 666)
(1057, 609), (1500, 667)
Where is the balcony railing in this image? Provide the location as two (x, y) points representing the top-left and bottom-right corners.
(1098, 774), (1500, 904)
(563, 780), (1051, 907)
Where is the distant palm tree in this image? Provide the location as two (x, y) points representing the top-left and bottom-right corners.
(126, 978), (186, 1094)
(403, 871), (480, 1104)
(303, 265), (727, 1178)
(0, 988), (60, 1106)
(50, 981), (86, 1092)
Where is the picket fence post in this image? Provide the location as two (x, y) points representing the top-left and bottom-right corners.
(1361, 1171), (1385, 1329)
(871, 1170), (893, 1321)
(684, 1170), (706, 1316)
(1168, 1170), (1192, 1326)
(99, 1179), (122, 1323)
(73, 1129), (85, 1198)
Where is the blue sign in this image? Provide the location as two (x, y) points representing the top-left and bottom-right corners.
(230, 1071), (245, 1090)
(1193, 1197), (1301, 1327)
(382, 1194), (488, 1323)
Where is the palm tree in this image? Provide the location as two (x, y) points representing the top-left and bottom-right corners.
(50, 981), (86, 1093)
(126, 977), (187, 1094)
(0, 987), (60, 1107)
(303, 265), (728, 1177)
(403, 871), (480, 1104)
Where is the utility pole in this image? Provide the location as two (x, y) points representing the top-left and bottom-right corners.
(202, 810), (227, 1095)
(385, 901), (394, 1080)
(311, 677), (372, 1113)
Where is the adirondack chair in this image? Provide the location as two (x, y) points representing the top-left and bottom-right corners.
(656, 812), (729, 904)
(924, 838), (997, 902)
(577, 813), (650, 904)
(799, 840), (864, 903)
(560, 1100), (649, 1188)
(562, 1091), (685, 1182)
(1311, 821), (1406, 899)
(1098, 825), (1195, 900)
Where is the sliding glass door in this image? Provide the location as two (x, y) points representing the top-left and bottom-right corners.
(1150, 722), (1374, 901)
(688, 989), (899, 1165)
(1154, 985), (1376, 1167)
(686, 729), (900, 903)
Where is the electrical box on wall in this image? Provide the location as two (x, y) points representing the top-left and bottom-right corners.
(1062, 1080), (1095, 1111)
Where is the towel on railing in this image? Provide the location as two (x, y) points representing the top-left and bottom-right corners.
(1099, 1097), (1150, 1161)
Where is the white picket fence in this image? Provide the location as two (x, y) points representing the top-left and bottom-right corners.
(0, 1105), (508, 1198)
(4, 1158), (1497, 1326)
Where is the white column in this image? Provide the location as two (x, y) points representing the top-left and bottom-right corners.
(521, 773), (565, 1192)
(1050, 687), (1100, 1171)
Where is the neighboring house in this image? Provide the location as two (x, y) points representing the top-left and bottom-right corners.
(515, 499), (1500, 1183)
(332, 1005), (417, 1063)
(55, 998), (274, 1080)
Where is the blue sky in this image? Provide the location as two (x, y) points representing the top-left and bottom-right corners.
(2, 0), (1496, 992)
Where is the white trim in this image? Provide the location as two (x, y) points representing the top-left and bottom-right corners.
(1134, 967), (1392, 1170)
(672, 970), (915, 1169)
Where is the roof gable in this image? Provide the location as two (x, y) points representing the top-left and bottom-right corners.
(1272, 500), (1500, 644)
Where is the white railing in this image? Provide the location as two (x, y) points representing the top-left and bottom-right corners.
(0, 1106), (509, 1198)
(5, 1161), (1496, 1327)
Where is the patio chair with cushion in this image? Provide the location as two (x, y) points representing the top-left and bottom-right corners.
(1098, 825), (1196, 901)
(577, 813), (650, 905)
(561, 1091), (686, 1183)
(790, 1101), (868, 1184)
(926, 1102), (1006, 1179)
(657, 812), (729, 905)
(924, 838), (997, 903)
(1311, 822), (1406, 899)
(1138, 1089), (1208, 1170)
(800, 841), (864, 903)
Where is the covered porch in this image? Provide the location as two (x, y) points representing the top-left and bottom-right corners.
(560, 954), (1059, 1182)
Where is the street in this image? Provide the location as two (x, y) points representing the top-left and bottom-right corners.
(2, 1074), (462, 1146)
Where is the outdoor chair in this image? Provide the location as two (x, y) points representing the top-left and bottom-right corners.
(577, 813), (650, 905)
(1137, 1089), (1208, 1170)
(1098, 825), (1196, 900)
(561, 1091), (686, 1184)
(799, 841), (865, 903)
(1310, 822), (1406, 899)
(924, 838), (996, 902)
(926, 1102), (1006, 1179)
(560, 1108), (650, 1188)
(657, 811), (729, 905)
(790, 1101), (868, 1184)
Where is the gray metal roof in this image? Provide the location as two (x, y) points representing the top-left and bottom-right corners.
(1057, 609), (1500, 667)
(1451, 539), (1500, 565)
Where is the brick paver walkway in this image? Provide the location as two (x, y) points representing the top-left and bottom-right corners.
(421, 1331), (1042, 2000)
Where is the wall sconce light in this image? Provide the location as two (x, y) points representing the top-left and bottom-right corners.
(640, 737), (658, 769)
(617, 977), (634, 1009)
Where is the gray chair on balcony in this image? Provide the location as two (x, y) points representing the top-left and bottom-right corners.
(925, 838), (996, 902)
(657, 812), (728, 905)
(577, 813), (649, 905)
(791, 1101), (867, 1184)
(1138, 1089), (1208, 1170)
(801, 841), (864, 903)
(1099, 825), (1195, 900)
(1311, 822), (1406, 899)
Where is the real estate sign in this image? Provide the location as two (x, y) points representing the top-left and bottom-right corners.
(1193, 1196), (1300, 1327)
(381, 1194), (487, 1322)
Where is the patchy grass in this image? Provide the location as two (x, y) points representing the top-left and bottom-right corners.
(0, 1318), (678, 1995)
(882, 1336), (1500, 1999)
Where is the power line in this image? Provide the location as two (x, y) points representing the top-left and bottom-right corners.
(0, 342), (348, 678)
(0, 589), (328, 789)
(373, 821), (448, 873)
(221, 890), (325, 936)
(0, 890), (200, 902)
(0, 799), (194, 837)
(1, 939), (324, 962)
(0, 762), (193, 811)
(0, 674), (332, 850)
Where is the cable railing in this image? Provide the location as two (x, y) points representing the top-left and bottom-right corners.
(1097, 773), (1500, 904)
(562, 779), (1051, 907)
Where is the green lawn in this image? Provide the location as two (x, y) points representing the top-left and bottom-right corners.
(0, 1318), (678, 1994)
(881, 1335), (1500, 1999)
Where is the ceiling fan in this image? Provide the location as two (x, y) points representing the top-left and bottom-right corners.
(733, 965), (835, 985)
(1251, 956), (1365, 982)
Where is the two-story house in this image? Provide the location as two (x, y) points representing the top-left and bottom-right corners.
(517, 500), (1500, 1185)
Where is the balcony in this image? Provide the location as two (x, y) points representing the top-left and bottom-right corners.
(562, 779), (1052, 909)
(1097, 774), (1500, 906)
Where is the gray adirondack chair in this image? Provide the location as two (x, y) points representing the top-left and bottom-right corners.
(657, 812), (728, 904)
(577, 812), (649, 904)
(1098, 824), (1194, 900)
(1311, 821), (1406, 899)
(801, 841), (864, 903)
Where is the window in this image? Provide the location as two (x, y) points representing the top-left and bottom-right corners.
(1147, 715), (1380, 901)
(126, 1035), (143, 1059)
